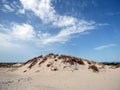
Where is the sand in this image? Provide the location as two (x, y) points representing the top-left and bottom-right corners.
(0, 54), (120, 90)
(0, 67), (120, 90)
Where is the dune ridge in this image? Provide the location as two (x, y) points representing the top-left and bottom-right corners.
(0, 53), (120, 90)
(17, 53), (110, 73)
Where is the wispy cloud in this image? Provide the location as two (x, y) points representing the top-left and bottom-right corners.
(94, 44), (117, 50)
(0, 0), (96, 48)
(39, 21), (95, 44)
(1, 1), (25, 14)
(20, 0), (96, 44)
(11, 23), (36, 40)
(3, 4), (14, 12)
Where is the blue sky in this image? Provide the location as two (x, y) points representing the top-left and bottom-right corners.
(0, 0), (120, 62)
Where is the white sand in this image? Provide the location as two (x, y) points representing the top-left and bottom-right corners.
(0, 54), (120, 90)
(0, 67), (120, 90)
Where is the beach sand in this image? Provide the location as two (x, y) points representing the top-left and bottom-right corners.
(0, 66), (120, 90)
(0, 54), (120, 90)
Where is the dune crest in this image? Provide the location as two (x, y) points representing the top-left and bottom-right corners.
(18, 53), (106, 73)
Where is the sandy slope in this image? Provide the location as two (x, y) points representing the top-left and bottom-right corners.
(0, 67), (120, 90)
(0, 54), (120, 90)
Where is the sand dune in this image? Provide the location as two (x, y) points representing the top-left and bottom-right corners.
(0, 53), (120, 90)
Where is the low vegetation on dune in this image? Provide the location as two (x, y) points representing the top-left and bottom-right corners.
(88, 65), (99, 72)
(0, 63), (14, 68)
(58, 55), (85, 65)
(0, 63), (22, 68)
(0, 54), (120, 73)
(24, 53), (86, 70)
(101, 62), (120, 69)
(28, 59), (38, 69)
(19, 53), (102, 72)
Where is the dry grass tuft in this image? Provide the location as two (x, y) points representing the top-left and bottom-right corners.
(114, 64), (120, 68)
(88, 65), (99, 72)
(28, 58), (38, 69)
(39, 57), (47, 65)
(0, 63), (15, 68)
(58, 55), (85, 65)
(24, 56), (43, 65)
(77, 59), (84, 65)
(46, 62), (53, 67)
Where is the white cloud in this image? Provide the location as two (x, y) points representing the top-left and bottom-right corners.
(0, 23), (36, 48)
(20, 0), (96, 45)
(3, 4), (14, 12)
(39, 20), (95, 44)
(53, 16), (77, 27)
(11, 23), (36, 40)
(0, 0), (97, 47)
(20, 0), (56, 23)
(1, 1), (26, 15)
(94, 44), (116, 50)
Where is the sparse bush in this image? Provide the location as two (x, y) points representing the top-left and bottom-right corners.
(77, 59), (84, 65)
(39, 57), (47, 65)
(115, 64), (120, 68)
(66, 59), (75, 65)
(88, 65), (99, 72)
(28, 59), (38, 69)
(61, 57), (84, 65)
(0, 63), (14, 68)
(24, 57), (37, 65)
(110, 64), (120, 69)
(46, 63), (52, 67)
